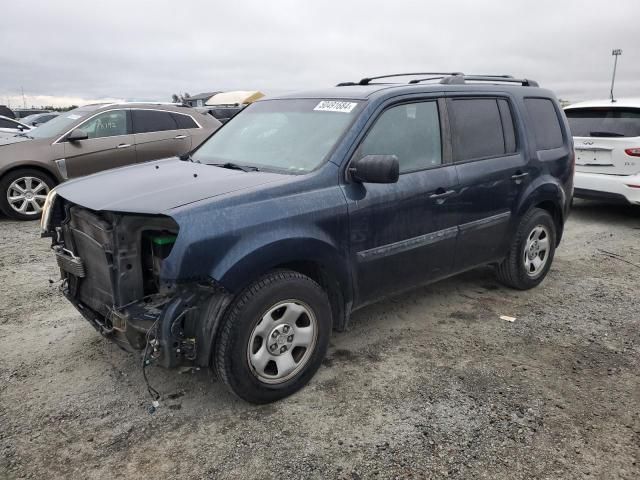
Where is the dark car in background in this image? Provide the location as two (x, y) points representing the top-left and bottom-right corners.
(13, 108), (50, 119)
(0, 102), (221, 220)
(42, 73), (573, 403)
(0, 105), (15, 119)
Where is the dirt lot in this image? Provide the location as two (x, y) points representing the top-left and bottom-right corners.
(1, 200), (639, 480)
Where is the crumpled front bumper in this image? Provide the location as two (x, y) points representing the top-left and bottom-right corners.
(62, 280), (231, 369)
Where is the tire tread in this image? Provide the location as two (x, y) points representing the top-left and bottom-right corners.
(214, 270), (327, 402)
(496, 208), (556, 290)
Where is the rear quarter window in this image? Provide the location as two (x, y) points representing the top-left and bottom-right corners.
(524, 98), (564, 150)
(171, 113), (199, 129)
(132, 110), (178, 134)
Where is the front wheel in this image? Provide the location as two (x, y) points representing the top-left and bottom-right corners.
(0, 169), (56, 220)
(496, 208), (557, 290)
(214, 270), (332, 403)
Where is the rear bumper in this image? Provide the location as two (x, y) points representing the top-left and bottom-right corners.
(573, 171), (640, 205)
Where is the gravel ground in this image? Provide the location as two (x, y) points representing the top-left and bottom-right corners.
(1, 200), (639, 480)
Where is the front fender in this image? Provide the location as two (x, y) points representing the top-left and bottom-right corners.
(216, 235), (351, 296)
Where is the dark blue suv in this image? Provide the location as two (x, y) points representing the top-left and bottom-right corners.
(42, 73), (574, 403)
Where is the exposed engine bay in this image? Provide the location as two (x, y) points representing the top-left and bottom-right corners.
(43, 199), (230, 369)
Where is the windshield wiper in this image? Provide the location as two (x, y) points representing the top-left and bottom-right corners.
(211, 162), (259, 172)
(589, 131), (625, 137)
(16, 132), (34, 139)
(179, 153), (199, 163)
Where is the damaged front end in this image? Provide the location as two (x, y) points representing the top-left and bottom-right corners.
(42, 195), (230, 368)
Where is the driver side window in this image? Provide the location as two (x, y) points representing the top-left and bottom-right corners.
(77, 110), (129, 139)
(358, 101), (442, 173)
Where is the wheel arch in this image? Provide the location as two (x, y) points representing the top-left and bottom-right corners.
(215, 237), (353, 331)
(516, 177), (567, 245)
(0, 163), (60, 186)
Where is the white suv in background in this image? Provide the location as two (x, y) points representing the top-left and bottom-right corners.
(0, 115), (32, 140)
(565, 98), (640, 205)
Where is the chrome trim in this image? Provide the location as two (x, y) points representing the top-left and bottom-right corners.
(126, 108), (202, 129)
(54, 158), (68, 180)
(357, 226), (458, 262)
(52, 108), (202, 145)
(575, 146), (614, 152)
(53, 108), (127, 145)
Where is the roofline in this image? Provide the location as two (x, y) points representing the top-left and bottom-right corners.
(99, 101), (187, 108)
(565, 98), (640, 109)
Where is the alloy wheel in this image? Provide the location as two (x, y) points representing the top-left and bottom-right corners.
(6, 176), (50, 216)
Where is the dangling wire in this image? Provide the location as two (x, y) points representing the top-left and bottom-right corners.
(142, 318), (161, 402)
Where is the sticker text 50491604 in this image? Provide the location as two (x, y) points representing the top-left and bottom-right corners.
(314, 101), (358, 113)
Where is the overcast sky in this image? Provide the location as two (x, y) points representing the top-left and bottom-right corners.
(2, 0), (638, 107)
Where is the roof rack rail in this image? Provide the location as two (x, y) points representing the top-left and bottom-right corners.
(346, 72), (464, 86)
(443, 75), (538, 87)
(336, 72), (539, 87)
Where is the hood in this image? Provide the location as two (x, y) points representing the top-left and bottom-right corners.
(54, 158), (288, 214)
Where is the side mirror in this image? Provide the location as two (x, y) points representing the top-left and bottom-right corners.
(349, 154), (399, 184)
(67, 129), (89, 142)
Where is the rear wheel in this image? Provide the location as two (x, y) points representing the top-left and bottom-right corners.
(496, 208), (556, 290)
(0, 169), (56, 220)
(214, 270), (332, 403)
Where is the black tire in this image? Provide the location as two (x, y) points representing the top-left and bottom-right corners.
(496, 208), (556, 290)
(214, 270), (332, 404)
(0, 168), (56, 221)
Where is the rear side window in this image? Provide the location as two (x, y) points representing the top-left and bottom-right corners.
(171, 113), (198, 129)
(524, 98), (564, 150)
(449, 98), (508, 161)
(132, 110), (178, 134)
(358, 101), (442, 173)
(0, 118), (17, 128)
(565, 107), (640, 138)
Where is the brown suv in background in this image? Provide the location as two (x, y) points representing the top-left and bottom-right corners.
(0, 103), (221, 220)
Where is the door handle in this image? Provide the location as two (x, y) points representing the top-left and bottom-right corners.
(429, 189), (455, 200)
(174, 135), (187, 140)
(117, 143), (131, 149)
(511, 172), (529, 181)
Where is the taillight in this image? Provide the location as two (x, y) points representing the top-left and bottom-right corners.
(624, 148), (640, 157)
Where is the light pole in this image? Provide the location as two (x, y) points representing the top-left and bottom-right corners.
(610, 49), (622, 103)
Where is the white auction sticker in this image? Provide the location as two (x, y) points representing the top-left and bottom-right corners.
(314, 101), (357, 113)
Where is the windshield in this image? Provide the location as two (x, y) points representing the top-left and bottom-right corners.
(28, 106), (101, 139)
(20, 114), (38, 124)
(192, 99), (362, 173)
(566, 107), (640, 138)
